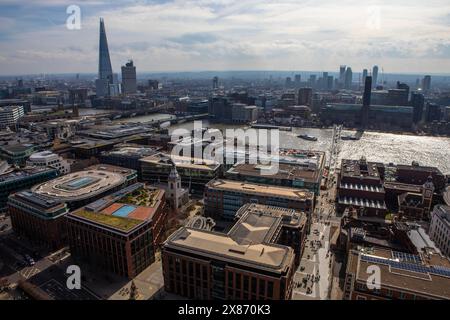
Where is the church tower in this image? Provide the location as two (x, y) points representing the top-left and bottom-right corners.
(167, 164), (183, 209)
(422, 175), (435, 217)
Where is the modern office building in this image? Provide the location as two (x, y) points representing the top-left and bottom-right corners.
(30, 164), (137, 210)
(1, 166), (58, 212)
(0, 144), (34, 166)
(225, 149), (325, 195)
(204, 179), (314, 222)
(121, 60), (137, 94)
(162, 203), (308, 300)
(99, 145), (160, 177)
(422, 75), (431, 91)
(0, 99), (31, 113)
(344, 67), (353, 89)
(372, 65), (379, 88)
(429, 205), (450, 257)
(26, 151), (71, 174)
(343, 246), (450, 300)
(140, 153), (221, 195)
(231, 103), (258, 123)
(8, 191), (69, 249)
(95, 18), (119, 97)
(0, 105), (24, 129)
(411, 92), (425, 123)
(67, 183), (167, 278)
(320, 103), (414, 129)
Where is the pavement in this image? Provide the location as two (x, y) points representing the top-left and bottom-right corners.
(292, 221), (333, 300)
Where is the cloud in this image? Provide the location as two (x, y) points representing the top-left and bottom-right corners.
(0, 0), (450, 74)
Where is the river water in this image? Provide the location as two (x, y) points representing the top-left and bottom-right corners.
(113, 113), (450, 173)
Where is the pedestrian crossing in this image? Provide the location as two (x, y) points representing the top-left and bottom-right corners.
(19, 266), (40, 279)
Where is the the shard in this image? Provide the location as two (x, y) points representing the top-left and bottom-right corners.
(96, 18), (117, 97)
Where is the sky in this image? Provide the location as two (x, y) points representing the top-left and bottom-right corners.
(0, 0), (450, 75)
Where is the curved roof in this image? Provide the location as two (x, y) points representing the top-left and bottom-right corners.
(32, 169), (126, 202)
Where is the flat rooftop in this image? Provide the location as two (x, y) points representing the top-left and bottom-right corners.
(71, 209), (143, 233)
(341, 158), (383, 179)
(165, 204), (305, 273)
(32, 165), (134, 202)
(68, 183), (164, 233)
(0, 167), (55, 184)
(140, 153), (220, 171)
(207, 179), (314, 201)
(348, 247), (450, 299)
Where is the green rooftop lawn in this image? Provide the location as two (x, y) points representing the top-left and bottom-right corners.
(74, 210), (142, 232)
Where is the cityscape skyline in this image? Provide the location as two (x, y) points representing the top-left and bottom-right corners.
(1, 1), (450, 75)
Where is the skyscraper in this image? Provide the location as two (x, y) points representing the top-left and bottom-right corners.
(212, 76), (219, 90)
(121, 60), (137, 94)
(372, 65), (379, 88)
(361, 76), (372, 127)
(422, 75), (431, 92)
(95, 18), (117, 97)
(339, 65), (346, 85)
(411, 92), (425, 123)
(362, 69), (368, 86)
(344, 67), (353, 90)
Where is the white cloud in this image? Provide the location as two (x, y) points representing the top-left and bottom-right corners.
(0, 0), (450, 74)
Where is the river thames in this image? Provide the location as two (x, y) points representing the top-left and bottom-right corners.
(112, 113), (450, 173)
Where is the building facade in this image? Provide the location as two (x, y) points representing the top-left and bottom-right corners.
(204, 179), (314, 223)
(429, 205), (450, 257)
(162, 204), (307, 300)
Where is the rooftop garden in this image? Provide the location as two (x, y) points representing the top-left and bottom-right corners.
(73, 210), (142, 232)
(121, 187), (161, 207)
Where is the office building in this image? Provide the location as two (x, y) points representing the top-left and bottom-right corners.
(213, 76), (219, 90)
(372, 65), (379, 88)
(8, 191), (69, 249)
(30, 164), (137, 210)
(425, 103), (442, 122)
(67, 183), (167, 278)
(344, 67), (353, 90)
(26, 151), (71, 174)
(231, 103), (258, 123)
(121, 60), (137, 94)
(1, 166), (58, 212)
(422, 75), (431, 91)
(0, 144), (34, 166)
(99, 145), (160, 177)
(411, 92), (425, 123)
(162, 203), (309, 300)
(95, 18), (119, 97)
(204, 179), (314, 222)
(0, 105), (24, 129)
(429, 205), (450, 257)
(0, 99), (31, 114)
(140, 153), (221, 195)
(344, 247), (450, 300)
(339, 65), (346, 86)
(225, 149), (325, 195)
(361, 76), (372, 127)
(362, 69), (368, 86)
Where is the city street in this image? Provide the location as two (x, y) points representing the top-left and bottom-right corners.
(292, 221), (332, 300)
